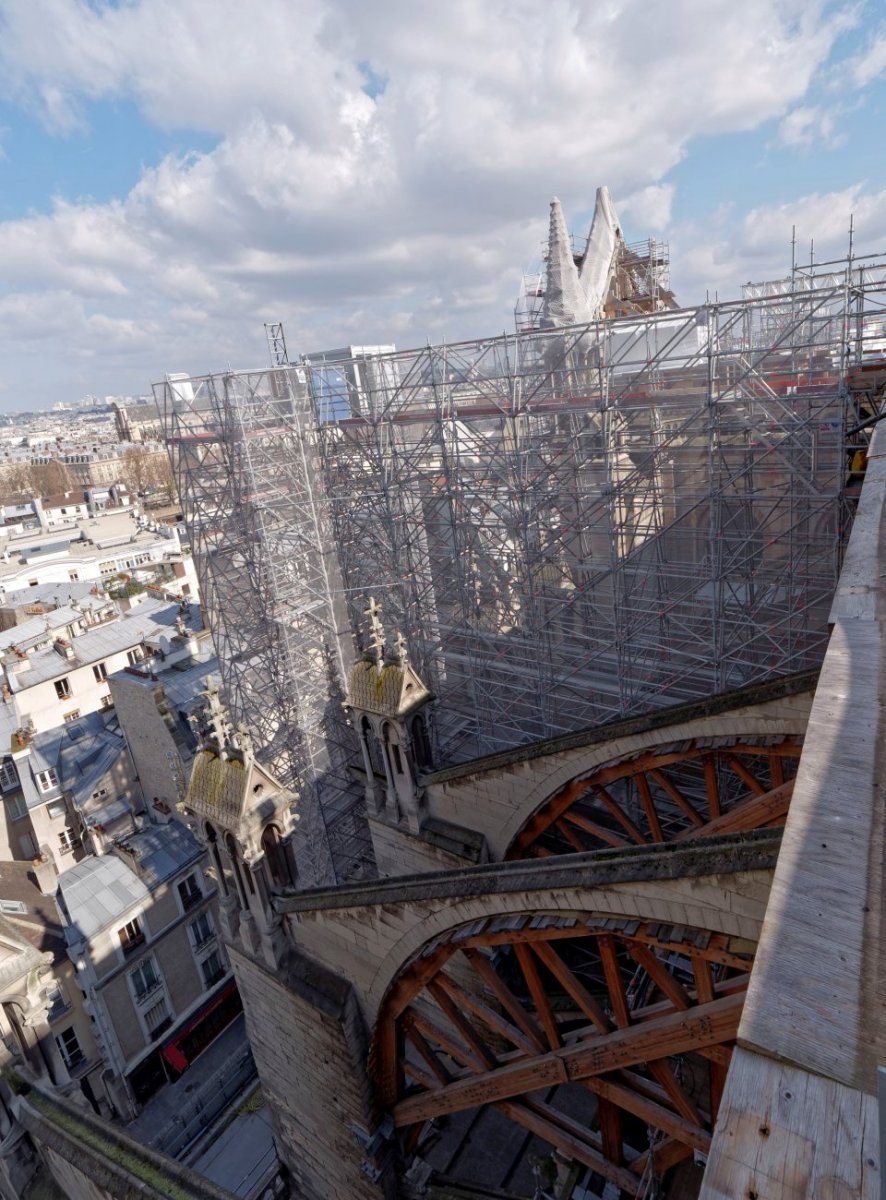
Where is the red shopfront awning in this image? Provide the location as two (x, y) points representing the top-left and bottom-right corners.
(161, 980), (238, 1072)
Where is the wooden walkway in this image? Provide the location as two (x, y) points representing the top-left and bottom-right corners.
(700, 423), (886, 1198)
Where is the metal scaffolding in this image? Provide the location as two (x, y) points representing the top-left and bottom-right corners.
(156, 250), (886, 881)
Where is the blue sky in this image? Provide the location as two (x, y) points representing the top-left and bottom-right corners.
(0, 0), (884, 409)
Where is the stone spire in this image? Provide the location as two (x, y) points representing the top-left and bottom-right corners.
(578, 185), (623, 317)
(542, 197), (589, 330)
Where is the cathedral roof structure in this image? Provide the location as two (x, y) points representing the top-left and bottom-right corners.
(347, 657), (431, 719)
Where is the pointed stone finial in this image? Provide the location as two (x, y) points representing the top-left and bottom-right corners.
(200, 680), (231, 752)
(365, 596), (386, 672)
(393, 630), (409, 665)
(233, 721), (254, 764)
(543, 197), (585, 329)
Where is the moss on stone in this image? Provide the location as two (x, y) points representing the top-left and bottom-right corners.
(28, 1092), (197, 1200)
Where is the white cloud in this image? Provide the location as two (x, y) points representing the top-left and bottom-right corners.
(847, 30), (886, 87)
(670, 182), (886, 299)
(619, 185), (675, 232)
(777, 105), (840, 148)
(0, 0), (865, 404)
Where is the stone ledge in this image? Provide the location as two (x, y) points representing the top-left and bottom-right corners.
(420, 816), (486, 862)
(11, 1074), (235, 1200)
(276, 829), (782, 914)
(420, 669), (819, 785)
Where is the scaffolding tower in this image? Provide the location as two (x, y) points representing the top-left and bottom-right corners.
(156, 250), (886, 881)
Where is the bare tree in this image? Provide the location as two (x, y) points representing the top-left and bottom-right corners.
(0, 462), (35, 496)
(120, 447), (156, 495)
(152, 454), (177, 502)
(29, 460), (73, 497)
(0, 459), (73, 499)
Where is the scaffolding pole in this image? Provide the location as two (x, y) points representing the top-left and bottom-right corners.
(157, 254), (886, 875)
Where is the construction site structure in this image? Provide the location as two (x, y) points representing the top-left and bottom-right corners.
(151, 191), (886, 1199)
(156, 190), (886, 890)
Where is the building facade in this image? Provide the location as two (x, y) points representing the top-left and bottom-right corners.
(54, 820), (236, 1117)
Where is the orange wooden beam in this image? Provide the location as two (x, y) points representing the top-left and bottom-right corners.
(392, 992), (743, 1126)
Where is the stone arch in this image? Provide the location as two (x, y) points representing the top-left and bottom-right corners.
(382, 721), (404, 778)
(485, 702), (811, 858)
(203, 820), (229, 897)
(360, 714), (385, 779)
(370, 902), (763, 1196)
(505, 733), (803, 860)
(361, 869), (769, 1020)
(224, 831), (253, 902)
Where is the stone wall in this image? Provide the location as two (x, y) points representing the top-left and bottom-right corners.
(230, 943), (394, 1200)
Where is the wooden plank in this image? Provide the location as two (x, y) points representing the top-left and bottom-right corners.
(631, 1137), (694, 1177)
(375, 1013), (404, 1107)
(562, 811), (630, 849)
(594, 785), (648, 843)
(597, 1099), (624, 1167)
(426, 979), (497, 1070)
(514, 943), (561, 1049)
(648, 768), (706, 827)
(393, 992), (743, 1126)
(726, 742), (802, 758)
(554, 816), (587, 851)
(509, 776), (591, 854)
(636, 772), (664, 841)
(592, 749), (705, 785)
(434, 971), (540, 1056)
(462, 949), (547, 1053)
(531, 940), (613, 1033)
(402, 1056), (440, 1091)
(709, 1056), (728, 1122)
(693, 957), (715, 1006)
(496, 1099), (640, 1197)
(646, 1061), (704, 1125)
(769, 749), (785, 787)
(403, 1013), (451, 1085)
(678, 779), (794, 841)
(386, 943), (453, 1020)
(585, 1075), (712, 1153)
(724, 753), (766, 795)
(703, 754), (721, 818)
(409, 1009), (484, 1073)
(626, 942), (692, 1011)
(599, 934), (631, 1028)
(700, 1048), (879, 1200)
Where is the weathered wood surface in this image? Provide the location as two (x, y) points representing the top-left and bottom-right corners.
(701, 1048), (879, 1199)
(701, 422), (886, 1198)
(737, 430), (886, 1091)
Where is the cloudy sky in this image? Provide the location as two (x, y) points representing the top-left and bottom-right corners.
(0, 0), (885, 410)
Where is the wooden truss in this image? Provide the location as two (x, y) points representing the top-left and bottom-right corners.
(374, 914), (753, 1196)
(508, 735), (802, 858)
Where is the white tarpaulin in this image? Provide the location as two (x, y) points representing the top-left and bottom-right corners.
(541, 187), (624, 331)
(579, 186), (621, 317)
